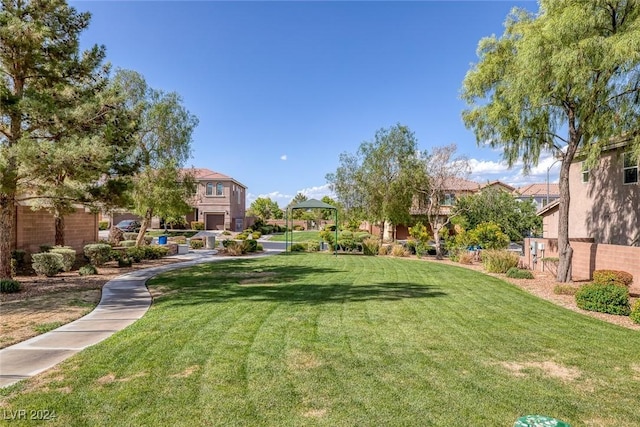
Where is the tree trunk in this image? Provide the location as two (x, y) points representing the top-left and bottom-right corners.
(54, 213), (65, 247)
(0, 194), (16, 279)
(135, 208), (153, 247)
(556, 158), (573, 282)
(434, 226), (443, 260)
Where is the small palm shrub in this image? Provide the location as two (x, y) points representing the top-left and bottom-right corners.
(0, 279), (21, 293)
(575, 283), (630, 315)
(32, 252), (64, 277)
(592, 270), (633, 287)
(50, 247), (76, 272)
(226, 241), (243, 256)
(482, 250), (519, 273)
(506, 267), (534, 279)
(84, 243), (113, 266)
(78, 264), (98, 276)
(242, 239), (259, 253)
(378, 244), (390, 256)
(630, 300), (640, 324)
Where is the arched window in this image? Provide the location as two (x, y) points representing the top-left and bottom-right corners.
(216, 182), (224, 196)
(206, 182), (213, 196)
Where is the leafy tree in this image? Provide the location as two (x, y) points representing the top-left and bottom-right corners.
(414, 144), (470, 259)
(320, 196), (341, 221)
(452, 188), (541, 241)
(462, 1), (640, 281)
(248, 197), (281, 221)
(468, 221), (510, 250)
(287, 192), (308, 219)
(112, 70), (198, 246)
(327, 124), (422, 240)
(0, 0), (126, 277)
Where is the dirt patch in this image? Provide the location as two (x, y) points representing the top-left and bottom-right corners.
(287, 349), (322, 371)
(499, 360), (582, 382)
(170, 365), (200, 378)
(302, 408), (327, 418)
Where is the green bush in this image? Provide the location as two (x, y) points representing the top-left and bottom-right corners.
(236, 232), (249, 240)
(190, 239), (204, 249)
(168, 236), (187, 244)
(122, 232), (138, 241)
(256, 244), (264, 252)
(293, 224), (305, 231)
(482, 250), (519, 273)
(125, 247), (145, 263)
(506, 267), (534, 279)
(120, 240), (136, 248)
(84, 243), (113, 266)
(554, 284), (578, 295)
(575, 283), (630, 316)
(50, 247), (76, 272)
(242, 239), (258, 253)
(11, 249), (26, 267)
(469, 222), (509, 250)
(362, 238), (380, 256)
(99, 220), (110, 230)
(630, 300), (640, 324)
(191, 221), (204, 230)
(305, 241), (320, 252)
(290, 243), (306, 252)
(0, 279), (21, 293)
(391, 244), (409, 257)
(592, 270), (633, 287)
(118, 256), (133, 268)
(31, 252), (64, 277)
(320, 229), (336, 247)
(78, 264), (98, 276)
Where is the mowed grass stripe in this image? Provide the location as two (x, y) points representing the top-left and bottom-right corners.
(2, 253), (639, 426)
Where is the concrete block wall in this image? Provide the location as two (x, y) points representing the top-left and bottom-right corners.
(16, 206), (98, 255)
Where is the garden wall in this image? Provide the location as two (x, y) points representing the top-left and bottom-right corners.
(524, 237), (640, 294)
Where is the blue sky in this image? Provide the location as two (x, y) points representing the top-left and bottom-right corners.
(73, 0), (558, 206)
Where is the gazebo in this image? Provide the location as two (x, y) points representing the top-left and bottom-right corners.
(285, 198), (338, 254)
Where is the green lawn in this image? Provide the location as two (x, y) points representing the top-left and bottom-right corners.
(268, 230), (321, 242)
(2, 254), (639, 426)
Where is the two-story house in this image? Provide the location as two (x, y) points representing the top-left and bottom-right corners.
(185, 168), (247, 232)
(515, 183), (560, 211)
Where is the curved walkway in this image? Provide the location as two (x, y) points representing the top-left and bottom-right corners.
(0, 249), (281, 388)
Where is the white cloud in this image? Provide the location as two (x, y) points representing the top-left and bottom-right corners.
(280, 154), (287, 161)
(468, 158), (512, 175)
(467, 153), (561, 189)
(299, 184), (335, 200)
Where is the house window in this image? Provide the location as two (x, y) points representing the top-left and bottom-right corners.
(443, 193), (455, 206)
(581, 162), (589, 183)
(237, 188), (241, 204)
(205, 182), (213, 196)
(623, 152), (638, 184)
(216, 182), (224, 196)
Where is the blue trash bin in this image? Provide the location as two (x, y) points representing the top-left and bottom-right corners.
(158, 235), (168, 245)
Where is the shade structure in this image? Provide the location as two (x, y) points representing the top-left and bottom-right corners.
(285, 198), (338, 254)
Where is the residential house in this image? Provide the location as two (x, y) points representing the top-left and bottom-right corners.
(185, 168), (247, 231)
(527, 140), (640, 288)
(516, 183), (560, 211)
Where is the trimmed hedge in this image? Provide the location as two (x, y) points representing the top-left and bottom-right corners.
(50, 247), (76, 272)
(32, 252), (64, 277)
(575, 283), (630, 316)
(79, 264), (98, 276)
(506, 267), (534, 279)
(592, 270), (633, 287)
(84, 243), (113, 266)
(190, 239), (204, 249)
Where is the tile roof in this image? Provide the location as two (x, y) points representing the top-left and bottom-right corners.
(443, 177), (480, 191)
(517, 183), (560, 197)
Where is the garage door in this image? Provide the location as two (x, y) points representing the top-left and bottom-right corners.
(205, 213), (225, 230)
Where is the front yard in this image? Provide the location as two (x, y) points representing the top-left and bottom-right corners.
(1, 253), (639, 426)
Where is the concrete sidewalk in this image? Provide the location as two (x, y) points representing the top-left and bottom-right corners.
(0, 249), (280, 388)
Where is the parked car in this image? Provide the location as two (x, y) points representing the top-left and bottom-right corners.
(115, 219), (141, 232)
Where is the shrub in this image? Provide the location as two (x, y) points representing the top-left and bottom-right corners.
(236, 232), (249, 240)
(191, 221), (205, 230)
(120, 240), (136, 247)
(378, 244), (390, 256)
(32, 252), (64, 277)
(506, 267), (534, 279)
(251, 231), (262, 239)
(482, 249), (519, 273)
(144, 246), (169, 259)
(125, 247), (145, 263)
(190, 239), (204, 249)
(320, 229), (336, 247)
(39, 244), (53, 253)
(403, 240), (417, 255)
(630, 300), (640, 324)
(169, 236), (187, 244)
(592, 270), (633, 287)
(305, 241), (320, 252)
(84, 243), (113, 266)
(554, 284), (578, 296)
(99, 220), (110, 230)
(391, 244), (409, 257)
(290, 243), (306, 252)
(0, 279), (21, 293)
(458, 252), (474, 265)
(242, 239), (259, 253)
(118, 256), (133, 268)
(79, 264), (98, 276)
(50, 247), (76, 272)
(469, 222), (509, 250)
(225, 241), (243, 256)
(575, 283), (630, 316)
(362, 238), (380, 256)
(222, 230), (232, 236)
(122, 232), (138, 241)
(293, 224), (305, 231)
(11, 249), (26, 267)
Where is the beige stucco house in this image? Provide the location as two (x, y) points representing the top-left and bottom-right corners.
(185, 168), (247, 231)
(516, 183), (560, 211)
